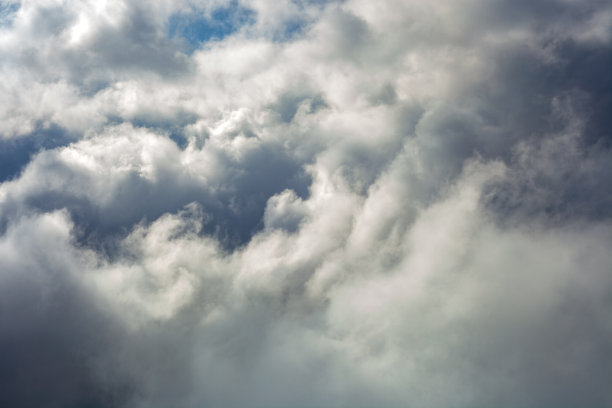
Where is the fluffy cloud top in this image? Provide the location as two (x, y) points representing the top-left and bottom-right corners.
(1, 0), (611, 407)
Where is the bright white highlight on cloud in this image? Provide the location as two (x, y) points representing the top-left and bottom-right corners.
(1, 0), (612, 407)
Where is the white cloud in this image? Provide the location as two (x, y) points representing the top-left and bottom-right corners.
(1, 0), (611, 407)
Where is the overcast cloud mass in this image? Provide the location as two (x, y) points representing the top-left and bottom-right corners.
(1, 0), (612, 407)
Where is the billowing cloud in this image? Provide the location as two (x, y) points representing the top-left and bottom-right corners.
(1, 0), (611, 407)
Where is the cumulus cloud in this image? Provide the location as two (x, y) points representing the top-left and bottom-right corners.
(1, 0), (611, 407)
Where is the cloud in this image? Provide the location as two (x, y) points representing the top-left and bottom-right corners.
(0, 210), (134, 408)
(1, 0), (611, 407)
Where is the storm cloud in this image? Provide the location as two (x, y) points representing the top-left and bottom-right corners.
(1, 0), (612, 407)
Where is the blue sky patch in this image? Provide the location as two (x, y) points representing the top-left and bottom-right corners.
(278, 17), (309, 41)
(0, 124), (74, 182)
(168, 2), (256, 53)
(0, 2), (19, 28)
(275, 0), (344, 41)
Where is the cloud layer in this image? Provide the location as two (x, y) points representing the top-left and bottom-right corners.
(1, 0), (612, 407)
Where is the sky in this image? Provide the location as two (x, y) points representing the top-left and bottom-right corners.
(0, 0), (611, 407)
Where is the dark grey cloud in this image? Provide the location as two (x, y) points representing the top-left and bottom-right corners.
(0, 213), (134, 408)
(1, 0), (612, 407)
